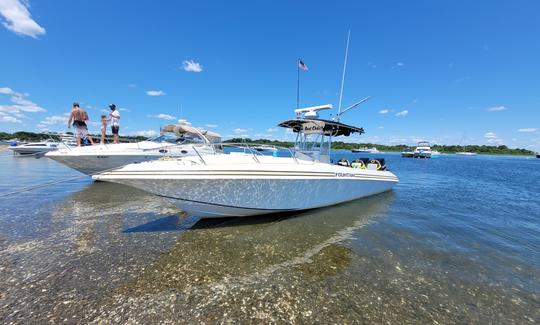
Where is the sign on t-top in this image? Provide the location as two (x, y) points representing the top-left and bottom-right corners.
(302, 121), (325, 134)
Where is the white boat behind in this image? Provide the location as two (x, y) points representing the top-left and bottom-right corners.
(9, 138), (72, 155)
(94, 104), (398, 218)
(413, 141), (440, 158)
(351, 147), (380, 153)
(46, 121), (221, 175)
(401, 147), (414, 158)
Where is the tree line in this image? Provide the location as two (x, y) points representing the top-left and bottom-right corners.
(1, 132), (534, 155)
(225, 138), (535, 155)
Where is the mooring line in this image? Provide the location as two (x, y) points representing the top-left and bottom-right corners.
(0, 164), (128, 198)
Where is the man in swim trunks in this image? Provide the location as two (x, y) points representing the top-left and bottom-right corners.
(67, 102), (94, 146)
(109, 104), (120, 144)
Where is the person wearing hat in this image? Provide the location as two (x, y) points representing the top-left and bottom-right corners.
(109, 104), (120, 144)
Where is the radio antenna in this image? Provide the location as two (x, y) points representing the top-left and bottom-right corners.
(337, 30), (351, 121)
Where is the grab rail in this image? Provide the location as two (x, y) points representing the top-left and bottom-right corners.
(191, 146), (207, 165)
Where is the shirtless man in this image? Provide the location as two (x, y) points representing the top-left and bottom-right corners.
(67, 102), (94, 146)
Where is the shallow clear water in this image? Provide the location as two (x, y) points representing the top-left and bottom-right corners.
(0, 149), (538, 323)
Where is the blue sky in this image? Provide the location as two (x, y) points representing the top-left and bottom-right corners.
(1, 0), (539, 150)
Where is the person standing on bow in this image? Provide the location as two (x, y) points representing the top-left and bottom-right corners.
(100, 114), (108, 144)
(67, 102), (94, 146)
(109, 104), (120, 144)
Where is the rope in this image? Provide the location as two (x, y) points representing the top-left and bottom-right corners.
(0, 164), (128, 198)
(0, 175), (90, 198)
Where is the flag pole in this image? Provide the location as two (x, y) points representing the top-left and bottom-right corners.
(296, 58), (300, 109)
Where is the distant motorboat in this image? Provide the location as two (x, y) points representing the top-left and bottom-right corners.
(253, 144), (278, 152)
(1, 138), (25, 146)
(401, 147), (414, 158)
(413, 141), (440, 158)
(351, 147), (380, 153)
(456, 151), (477, 156)
(9, 139), (69, 155)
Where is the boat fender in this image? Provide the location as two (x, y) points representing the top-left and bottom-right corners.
(368, 159), (382, 170)
(351, 159), (365, 169)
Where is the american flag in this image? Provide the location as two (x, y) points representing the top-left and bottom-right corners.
(298, 59), (308, 71)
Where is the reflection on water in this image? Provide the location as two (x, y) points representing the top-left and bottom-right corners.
(116, 193), (393, 297)
(1, 151), (539, 323)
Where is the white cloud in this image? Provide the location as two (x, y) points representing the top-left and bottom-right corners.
(150, 113), (176, 120)
(486, 105), (506, 112)
(396, 62), (404, 67)
(0, 87), (15, 94)
(146, 90), (166, 96)
(517, 128), (537, 133)
(0, 115), (22, 123)
(0, 87), (46, 114)
(379, 109), (389, 114)
(39, 113), (69, 125)
(233, 128), (248, 134)
(135, 130), (158, 137)
(0, 0), (46, 38)
(484, 132), (498, 139)
(182, 60), (203, 72)
(267, 128), (278, 132)
(377, 126), (384, 129)
(395, 110), (408, 117)
(205, 124), (218, 128)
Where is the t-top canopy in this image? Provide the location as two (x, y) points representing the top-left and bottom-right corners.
(278, 118), (364, 137)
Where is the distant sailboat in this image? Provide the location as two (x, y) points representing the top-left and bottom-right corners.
(456, 132), (477, 156)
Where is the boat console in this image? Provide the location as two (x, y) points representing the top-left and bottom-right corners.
(278, 104), (364, 163)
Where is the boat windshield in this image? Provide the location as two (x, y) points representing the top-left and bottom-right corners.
(149, 132), (206, 144)
(295, 133), (330, 154)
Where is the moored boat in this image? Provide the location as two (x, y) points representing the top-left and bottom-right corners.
(351, 147), (379, 153)
(401, 147), (414, 157)
(9, 139), (69, 155)
(93, 104), (398, 218)
(46, 121), (220, 175)
(413, 141), (439, 158)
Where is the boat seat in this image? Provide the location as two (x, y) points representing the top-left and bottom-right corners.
(337, 158), (350, 167)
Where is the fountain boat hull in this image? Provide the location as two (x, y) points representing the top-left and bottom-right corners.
(93, 155), (398, 218)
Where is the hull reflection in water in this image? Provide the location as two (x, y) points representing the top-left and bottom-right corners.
(114, 192), (395, 295)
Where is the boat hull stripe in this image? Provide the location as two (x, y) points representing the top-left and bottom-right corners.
(156, 194), (296, 211)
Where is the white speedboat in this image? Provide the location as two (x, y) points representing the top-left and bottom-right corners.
(351, 147), (379, 153)
(9, 139), (69, 155)
(413, 141), (440, 158)
(46, 121), (221, 175)
(456, 151), (477, 156)
(253, 144), (278, 152)
(93, 104), (398, 218)
(401, 147), (414, 158)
